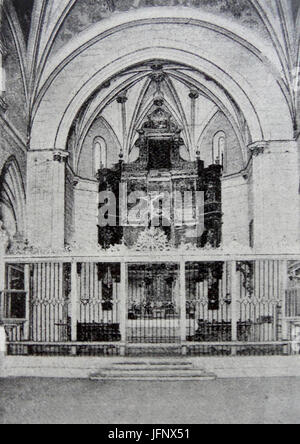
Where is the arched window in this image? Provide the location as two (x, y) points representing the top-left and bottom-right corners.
(93, 137), (107, 175)
(213, 131), (226, 168)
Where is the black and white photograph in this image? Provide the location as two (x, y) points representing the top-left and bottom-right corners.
(0, 0), (300, 427)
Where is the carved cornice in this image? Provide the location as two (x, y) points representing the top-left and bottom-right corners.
(53, 150), (69, 163)
(248, 141), (268, 157)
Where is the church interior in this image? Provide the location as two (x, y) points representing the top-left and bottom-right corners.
(0, 0), (299, 356)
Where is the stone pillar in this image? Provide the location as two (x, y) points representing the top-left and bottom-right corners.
(250, 141), (299, 252)
(26, 150), (68, 250)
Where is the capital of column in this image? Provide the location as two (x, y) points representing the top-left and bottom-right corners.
(248, 141), (268, 157)
(53, 150), (69, 163)
(189, 89), (199, 100)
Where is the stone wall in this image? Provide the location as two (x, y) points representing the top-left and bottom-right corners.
(251, 141), (299, 252)
(78, 117), (121, 179)
(199, 110), (244, 175)
(26, 151), (67, 249)
(73, 178), (98, 247)
(222, 173), (249, 248)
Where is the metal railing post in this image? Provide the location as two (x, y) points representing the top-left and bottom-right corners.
(71, 261), (78, 345)
(231, 260), (238, 355)
(119, 261), (127, 356)
(180, 258), (187, 355)
(281, 260), (289, 342)
(24, 264), (30, 341)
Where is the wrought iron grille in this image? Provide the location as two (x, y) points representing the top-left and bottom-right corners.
(1, 257), (294, 357)
(237, 260), (282, 342)
(78, 263), (121, 342)
(127, 263), (180, 343)
(30, 263), (71, 342)
(186, 261), (232, 342)
(286, 287), (300, 317)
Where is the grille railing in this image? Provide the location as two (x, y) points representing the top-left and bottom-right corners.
(0, 254), (299, 356)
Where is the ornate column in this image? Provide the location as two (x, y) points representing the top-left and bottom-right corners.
(189, 89), (199, 155)
(250, 140), (299, 252)
(116, 92), (128, 161)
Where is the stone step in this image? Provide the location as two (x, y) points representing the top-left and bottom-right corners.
(92, 369), (210, 376)
(106, 366), (194, 371)
(90, 375), (216, 381)
(90, 361), (216, 380)
(90, 370), (216, 381)
(111, 362), (193, 370)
